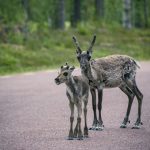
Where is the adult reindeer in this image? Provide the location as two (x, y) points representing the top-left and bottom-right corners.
(72, 35), (143, 130)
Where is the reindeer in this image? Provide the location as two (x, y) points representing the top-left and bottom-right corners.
(55, 63), (89, 140)
(72, 35), (143, 130)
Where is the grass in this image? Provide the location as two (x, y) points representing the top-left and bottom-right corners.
(0, 21), (150, 75)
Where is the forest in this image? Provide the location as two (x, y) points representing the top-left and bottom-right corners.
(0, 0), (150, 75)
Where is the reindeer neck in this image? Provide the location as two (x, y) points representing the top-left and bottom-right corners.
(65, 76), (77, 93)
(81, 63), (94, 81)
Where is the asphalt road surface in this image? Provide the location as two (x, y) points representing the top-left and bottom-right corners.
(0, 62), (150, 150)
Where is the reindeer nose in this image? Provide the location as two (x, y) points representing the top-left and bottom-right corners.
(55, 78), (59, 82)
(55, 78), (59, 84)
(81, 64), (87, 70)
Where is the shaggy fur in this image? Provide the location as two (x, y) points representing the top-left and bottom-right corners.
(73, 35), (143, 130)
(55, 63), (89, 140)
(85, 55), (139, 88)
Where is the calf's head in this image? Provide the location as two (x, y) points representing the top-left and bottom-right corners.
(55, 63), (75, 85)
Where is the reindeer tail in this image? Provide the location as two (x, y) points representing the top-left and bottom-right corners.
(132, 59), (141, 69)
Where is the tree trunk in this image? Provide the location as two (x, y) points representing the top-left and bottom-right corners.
(144, 0), (148, 28)
(21, 0), (31, 41)
(21, 0), (32, 21)
(134, 0), (143, 28)
(53, 0), (65, 29)
(123, 0), (132, 29)
(71, 0), (81, 27)
(95, 0), (104, 18)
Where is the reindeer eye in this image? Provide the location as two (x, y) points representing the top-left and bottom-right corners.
(63, 72), (68, 76)
(88, 55), (91, 61)
(77, 55), (81, 61)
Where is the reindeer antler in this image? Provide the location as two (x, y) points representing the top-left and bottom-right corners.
(88, 35), (96, 53)
(72, 36), (82, 54)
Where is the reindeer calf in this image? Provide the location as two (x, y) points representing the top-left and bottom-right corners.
(55, 63), (89, 140)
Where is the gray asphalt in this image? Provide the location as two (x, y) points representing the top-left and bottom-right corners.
(0, 62), (150, 150)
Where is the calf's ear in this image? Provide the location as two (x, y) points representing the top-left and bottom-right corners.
(70, 66), (75, 72)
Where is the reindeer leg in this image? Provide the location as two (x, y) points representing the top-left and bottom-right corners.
(97, 88), (104, 131)
(89, 88), (98, 130)
(124, 79), (143, 129)
(132, 81), (143, 129)
(73, 120), (78, 138)
(83, 100), (88, 138)
(68, 102), (74, 140)
(77, 101), (83, 140)
(120, 85), (135, 128)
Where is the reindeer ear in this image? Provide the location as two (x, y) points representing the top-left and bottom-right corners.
(72, 36), (82, 54)
(87, 34), (96, 54)
(70, 66), (75, 72)
(64, 62), (69, 69)
(87, 51), (91, 60)
(87, 51), (92, 56)
(76, 49), (81, 56)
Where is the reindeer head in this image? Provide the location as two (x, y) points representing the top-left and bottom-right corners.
(55, 63), (75, 85)
(72, 35), (96, 71)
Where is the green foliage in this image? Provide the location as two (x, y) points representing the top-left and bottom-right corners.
(0, 22), (150, 75)
(104, 0), (122, 23)
(0, 0), (24, 23)
(0, 0), (150, 75)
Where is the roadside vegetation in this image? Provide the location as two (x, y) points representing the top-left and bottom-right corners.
(0, 22), (150, 75)
(0, 0), (150, 75)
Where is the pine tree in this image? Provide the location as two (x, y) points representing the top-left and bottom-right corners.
(95, 0), (104, 18)
(123, 0), (132, 28)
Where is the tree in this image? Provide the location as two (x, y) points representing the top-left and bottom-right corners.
(95, 0), (104, 18)
(71, 0), (81, 27)
(0, 0), (24, 23)
(52, 0), (65, 29)
(21, 0), (32, 21)
(123, 0), (132, 28)
(143, 0), (148, 27)
(133, 0), (149, 28)
(21, 0), (32, 41)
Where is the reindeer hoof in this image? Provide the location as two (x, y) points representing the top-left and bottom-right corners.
(132, 125), (140, 129)
(67, 136), (74, 140)
(132, 122), (143, 129)
(89, 124), (104, 131)
(67, 137), (73, 140)
(84, 135), (89, 138)
(89, 127), (94, 130)
(78, 136), (83, 140)
(120, 124), (127, 128)
(96, 124), (104, 131)
(96, 127), (103, 131)
(120, 119), (130, 128)
(96, 122), (104, 131)
(89, 125), (96, 130)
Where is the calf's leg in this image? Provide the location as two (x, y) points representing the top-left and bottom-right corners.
(83, 100), (88, 137)
(77, 101), (83, 140)
(68, 102), (74, 140)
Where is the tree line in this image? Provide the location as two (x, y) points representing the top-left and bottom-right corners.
(0, 0), (149, 30)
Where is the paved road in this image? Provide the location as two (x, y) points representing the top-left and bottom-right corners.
(0, 62), (150, 150)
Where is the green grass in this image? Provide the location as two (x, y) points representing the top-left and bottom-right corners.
(0, 22), (150, 75)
